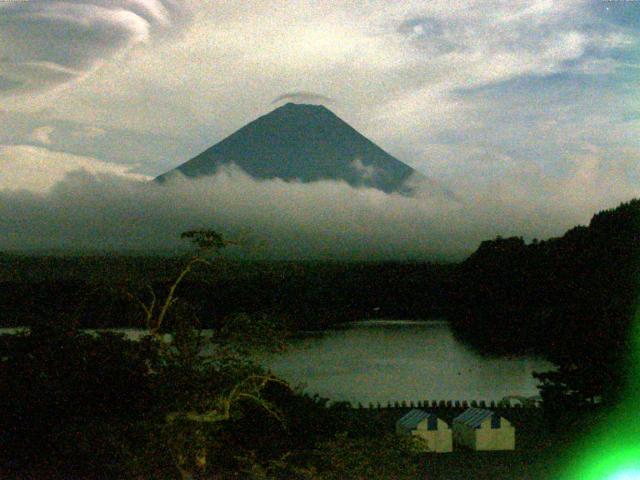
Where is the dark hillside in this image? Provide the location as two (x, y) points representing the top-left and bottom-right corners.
(447, 199), (640, 403)
(0, 259), (453, 330)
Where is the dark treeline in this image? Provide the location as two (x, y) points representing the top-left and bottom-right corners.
(1, 199), (638, 405)
(1, 200), (639, 477)
(446, 199), (640, 404)
(0, 259), (453, 330)
(0, 302), (424, 479)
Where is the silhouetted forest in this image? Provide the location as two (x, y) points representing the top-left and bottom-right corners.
(1, 199), (638, 405)
(446, 199), (640, 404)
(0, 259), (452, 330)
(0, 284), (425, 479)
(0, 200), (640, 404)
(1, 200), (638, 478)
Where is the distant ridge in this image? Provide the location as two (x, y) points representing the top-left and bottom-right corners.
(156, 103), (425, 194)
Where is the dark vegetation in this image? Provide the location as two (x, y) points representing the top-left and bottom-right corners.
(0, 199), (638, 478)
(0, 322), (156, 477)
(0, 232), (425, 479)
(447, 199), (640, 405)
(0, 258), (452, 330)
(0, 231), (433, 479)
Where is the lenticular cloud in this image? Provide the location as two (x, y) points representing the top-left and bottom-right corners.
(0, 0), (190, 94)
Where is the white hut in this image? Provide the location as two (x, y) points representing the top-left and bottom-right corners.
(396, 409), (452, 453)
(452, 408), (515, 451)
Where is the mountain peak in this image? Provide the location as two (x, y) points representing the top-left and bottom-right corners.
(272, 101), (334, 118)
(156, 104), (423, 193)
(280, 101), (326, 109)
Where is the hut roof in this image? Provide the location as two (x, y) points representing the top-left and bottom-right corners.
(453, 408), (500, 428)
(397, 409), (438, 430)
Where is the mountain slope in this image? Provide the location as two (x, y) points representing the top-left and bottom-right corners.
(156, 103), (422, 193)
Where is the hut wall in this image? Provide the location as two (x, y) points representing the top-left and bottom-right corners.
(412, 429), (453, 453)
(453, 417), (515, 451)
(398, 416), (452, 453)
(475, 425), (515, 450)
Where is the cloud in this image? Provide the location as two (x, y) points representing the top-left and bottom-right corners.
(0, 145), (151, 192)
(0, 160), (636, 258)
(350, 158), (381, 181)
(272, 91), (334, 105)
(3, 0), (634, 163)
(29, 126), (55, 145)
(0, 76), (23, 91)
(0, 0), (637, 241)
(0, 0), (191, 94)
(73, 126), (107, 139)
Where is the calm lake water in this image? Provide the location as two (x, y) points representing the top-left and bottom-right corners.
(261, 320), (553, 405)
(0, 320), (553, 405)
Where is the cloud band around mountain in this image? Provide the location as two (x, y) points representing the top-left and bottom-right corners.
(0, 160), (635, 259)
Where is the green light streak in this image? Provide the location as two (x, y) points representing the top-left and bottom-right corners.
(607, 469), (640, 480)
(559, 309), (640, 480)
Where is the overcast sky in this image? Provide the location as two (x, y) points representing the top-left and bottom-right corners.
(0, 0), (639, 256)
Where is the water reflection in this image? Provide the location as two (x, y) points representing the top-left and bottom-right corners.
(0, 321), (552, 405)
(262, 320), (552, 404)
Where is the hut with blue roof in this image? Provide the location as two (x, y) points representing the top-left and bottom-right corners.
(453, 408), (515, 451)
(395, 409), (452, 452)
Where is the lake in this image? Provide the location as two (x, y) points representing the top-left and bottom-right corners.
(0, 320), (553, 405)
(261, 320), (553, 405)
